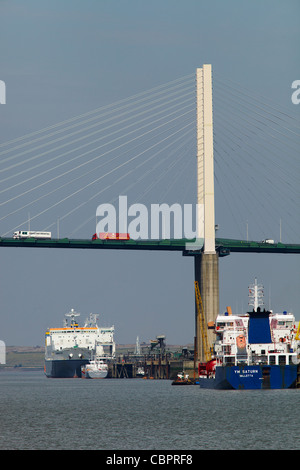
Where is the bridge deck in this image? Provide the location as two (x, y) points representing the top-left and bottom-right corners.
(0, 237), (299, 255)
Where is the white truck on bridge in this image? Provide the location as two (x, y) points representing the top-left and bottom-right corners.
(13, 231), (51, 239)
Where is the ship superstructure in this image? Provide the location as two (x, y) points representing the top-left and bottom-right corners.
(198, 279), (300, 389)
(45, 309), (115, 378)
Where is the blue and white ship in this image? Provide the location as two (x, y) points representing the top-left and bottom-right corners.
(198, 279), (300, 390)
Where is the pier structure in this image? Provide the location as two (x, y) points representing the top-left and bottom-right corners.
(108, 357), (196, 380)
(109, 357), (170, 379)
(107, 338), (195, 380)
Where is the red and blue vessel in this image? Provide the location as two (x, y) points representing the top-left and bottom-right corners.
(198, 279), (300, 390)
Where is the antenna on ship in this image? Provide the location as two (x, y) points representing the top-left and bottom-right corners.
(65, 308), (80, 327)
(248, 278), (264, 311)
(84, 313), (99, 327)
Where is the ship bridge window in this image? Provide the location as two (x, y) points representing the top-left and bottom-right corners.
(217, 322), (234, 328)
(278, 321), (292, 328)
(224, 356), (235, 365)
(289, 355), (294, 365)
(269, 355), (276, 365)
(279, 355), (286, 365)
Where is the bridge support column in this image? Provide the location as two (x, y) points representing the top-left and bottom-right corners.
(194, 252), (219, 363)
(194, 63), (219, 364)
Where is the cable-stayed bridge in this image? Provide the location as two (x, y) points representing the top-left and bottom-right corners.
(0, 65), (299, 359)
(0, 70), (298, 245)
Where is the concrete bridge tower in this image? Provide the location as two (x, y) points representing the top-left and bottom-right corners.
(194, 64), (219, 362)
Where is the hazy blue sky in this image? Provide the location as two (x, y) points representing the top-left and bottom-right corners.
(0, 0), (299, 346)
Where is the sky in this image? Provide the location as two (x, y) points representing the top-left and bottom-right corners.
(0, 0), (299, 347)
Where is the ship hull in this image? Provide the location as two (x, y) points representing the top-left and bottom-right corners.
(199, 365), (298, 390)
(81, 368), (108, 379)
(45, 356), (90, 378)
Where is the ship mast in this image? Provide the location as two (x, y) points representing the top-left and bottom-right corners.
(65, 308), (80, 327)
(248, 278), (264, 311)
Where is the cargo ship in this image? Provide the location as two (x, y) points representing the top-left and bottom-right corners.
(198, 279), (300, 390)
(45, 309), (115, 378)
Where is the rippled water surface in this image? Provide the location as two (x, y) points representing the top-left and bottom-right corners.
(0, 370), (299, 450)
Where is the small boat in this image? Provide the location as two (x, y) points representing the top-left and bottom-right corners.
(136, 367), (145, 377)
(172, 372), (194, 385)
(81, 357), (108, 379)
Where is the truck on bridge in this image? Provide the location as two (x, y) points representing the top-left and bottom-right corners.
(92, 232), (130, 240)
(13, 231), (51, 239)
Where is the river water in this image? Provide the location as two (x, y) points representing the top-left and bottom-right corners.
(0, 370), (299, 450)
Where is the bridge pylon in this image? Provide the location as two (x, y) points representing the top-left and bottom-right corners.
(194, 64), (219, 363)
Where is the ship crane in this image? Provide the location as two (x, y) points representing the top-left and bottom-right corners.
(194, 281), (212, 362)
(295, 323), (300, 341)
